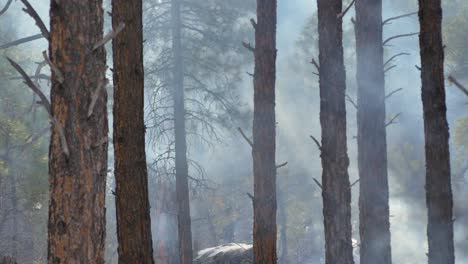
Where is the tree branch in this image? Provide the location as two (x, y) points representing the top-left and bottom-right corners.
(237, 127), (253, 148)
(385, 88), (403, 100)
(448, 75), (468, 97)
(241, 41), (255, 53)
(276, 162), (288, 169)
(383, 32), (418, 46)
(384, 65), (397, 74)
(384, 52), (410, 68)
(42, 50), (64, 84)
(88, 78), (109, 118)
(313, 178), (323, 190)
(310, 135), (322, 151)
(346, 94), (358, 109)
(382, 11), (418, 26)
(0, 0), (13, 16)
(93, 22), (125, 51)
(0, 34), (43, 50)
(350, 179), (360, 188)
(20, 0), (50, 40)
(310, 58), (320, 72)
(337, 0), (355, 19)
(385, 113), (402, 127)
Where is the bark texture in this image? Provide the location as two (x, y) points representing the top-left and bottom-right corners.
(47, 1), (108, 263)
(355, 1), (392, 263)
(172, 0), (193, 263)
(418, 1), (455, 263)
(112, 0), (154, 263)
(316, 1), (354, 263)
(252, 0), (277, 263)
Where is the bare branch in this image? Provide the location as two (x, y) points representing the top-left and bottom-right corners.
(337, 0), (355, 19)
(415, 65), (421, 71)
(384, 65), (397, 74)
(310, 58), (320, 72)
(250, 18), (257, 30)
(382, 11), (418, 26)
(350, 179), (360, 188)
(241, 41), (255, 53)
(310, 135), (322, 151)
(276, 162), (288, 169)
(448, 75), (468, 97)
(42, 51), (64, 84)
(385, 113), (402, 127)
(0, 34), (43, 50)
(313, 178), (323, 190)
(237, 127), (253, 148)
(246, 192), (254, 203)
(93, 22), (125, 51)
(20, 0), (50, 40)
(0, 0), (13, 16)
(88, 78), (109, 118)
(385, 88), (403, 100)
(384, 52), (410, 67)
(346, 94), (358, 109)
(383, 32), (418, 46)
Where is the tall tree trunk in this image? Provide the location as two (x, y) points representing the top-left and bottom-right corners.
(112, 0), (154, 263)
(252, 0), (277, 263)
(316, 1), (354, 264)
(47, 1), (108, 263)
(418, 1), (454, 263)
(355, 1), (392, 263)
(172, 0), (193, 263)
(277, 188), (288, 264)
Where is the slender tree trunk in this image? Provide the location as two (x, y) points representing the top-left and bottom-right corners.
(47, 1), (108, 263)
(112, 0), (154, 263)
(316, 1), (354, 264)
(172, 0), (193, 263)
(277, 188), (288, 264)
(418, 1), (454, 263)
(355, 1), (392, 263)
(252, 0), (277, 263)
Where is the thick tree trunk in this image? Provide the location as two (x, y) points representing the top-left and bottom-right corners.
(252, 0), (277, 263)
(112, 0), (154, 263)
(172, 0), (193, 263)
(316, 1), (354, 264)
(355, 1), (392, 263)
(47, 1), (108, 263)
(418, 1), (455, 263)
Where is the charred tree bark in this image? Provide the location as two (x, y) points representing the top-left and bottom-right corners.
(316, 1), (354, 264)
(172, 0), (193, 263)
(252, 0), (277, 263)
(112, 0), (154, 263)
(47, 1), (108, 263)
(355, 1), (392, 263)
(418, 1), (455, 263)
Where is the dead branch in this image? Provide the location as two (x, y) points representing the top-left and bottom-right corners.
(346, 94), (358, 109)
(42, 51), (64, 84)
(448, 75), (468, 97)
(385, 113), (401, 127)
(20, 0), (50, 40)
(310, 135), (322, 151)
(246, 192), (254, 203)
(0, 0), (13, 16)
(237, 127), (253, 148)
(384, 52), (410, 67)
(93, 22), (125, 51)
(8, 57), (70, 158)
(384, 65), (397, 74)
(0, 34), (43, 50)
(310, 58), (320, 72)
(313, 178), (323, 190)
(241, 41), (255, 53)
(88, 78), (109, 118)
(276, 162), (288, 169)
(250, 18), (257, 30)
(415, 65), (421, 71)
(337, 0), (355, 19)
(382, 11), (418, 26)
(383, 32), (418, 46)
(385, 88), (403, 100)
(350, 179), (360, 188)
(246, 72), (254, 77)
(9, 74), (49, 81)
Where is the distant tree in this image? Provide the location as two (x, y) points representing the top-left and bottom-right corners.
(418, 0), (455, 263)
(315, 0), (354, 263)
(47, 0), (108, 262)
(354, 0), (392, 263)
(112, 0), (154, 263)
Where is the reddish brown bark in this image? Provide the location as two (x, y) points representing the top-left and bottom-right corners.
(316, 0), (354, 263)
(418, 1), (455, 263)
(112, 0), (154, 263)
(355, 1), (392, 263)
(47, 1), (108, 263)
(252, 0), (277, 263)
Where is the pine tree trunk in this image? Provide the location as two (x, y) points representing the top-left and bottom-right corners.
(47, 1), (108, 263)
(252, 0), (277, 263)
(418, 1), (455, 263)
(155, 180), (179, 264)
(112, 0), (154, 263)
(316, 1), (354, 263)
(172, 0), (193, 263)
(355, 1), (392, 263)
